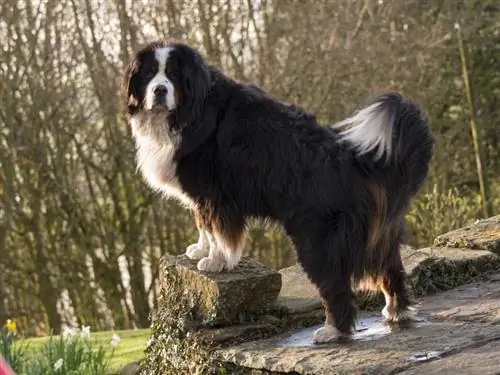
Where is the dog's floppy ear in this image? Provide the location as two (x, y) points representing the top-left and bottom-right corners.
(174, 52), (216, 160)
(122, 58), (141, 115)
(179, 53), (211, 123)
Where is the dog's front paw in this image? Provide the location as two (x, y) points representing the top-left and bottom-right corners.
(312, 325), (347, 344)
(186, 243), (209, 260)
(197, 256), (225, 273)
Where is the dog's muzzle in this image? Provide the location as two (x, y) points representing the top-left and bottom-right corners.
(153, 84), (168, 106)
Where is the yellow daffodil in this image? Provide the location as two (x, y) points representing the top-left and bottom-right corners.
(5, 319), (17, 333)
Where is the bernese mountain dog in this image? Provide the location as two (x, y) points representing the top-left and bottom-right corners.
(122, 41), (434, 344)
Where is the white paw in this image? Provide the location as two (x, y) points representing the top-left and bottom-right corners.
(185, 243), (209, 260)
(312, 325), (345, 344)
(197, 256), (225, 273)
(382, 305), (416, 323)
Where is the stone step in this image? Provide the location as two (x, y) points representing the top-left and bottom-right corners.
(145, 220), (500, 375)
(159, 255), (282, 327)
(218, 320), (500, 374)
(278, 245), (500, 316)
(434, 215), (500, 254)
(403, 246), (500, 296)
(157, 245), (500, 344)
(398, 341), (500, 375)
(216, 271), (500, 374)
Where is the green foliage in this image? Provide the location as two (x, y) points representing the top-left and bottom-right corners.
(1, 322), (119, 375)
(1, 323), (27, 373)
(140, 264), (225, 375)
(23, 335), (111, 375)
(0, 0), (499, 339)
(406, 185), (481, 247)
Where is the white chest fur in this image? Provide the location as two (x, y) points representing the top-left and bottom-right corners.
(131, 116), (194, 209)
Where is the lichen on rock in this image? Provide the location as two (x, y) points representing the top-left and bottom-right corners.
(140, 255), (283, 374)
(140, 258), (222, 375)
(433, 215), (500, 254)
(141, 220), (500, 374)
(158, 255), (282, 327)
(403, 246), (500, 296)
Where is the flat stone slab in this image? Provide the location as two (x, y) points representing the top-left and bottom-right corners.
(146, 220), (500, 374)
(434, 215), (500, 254)
(278, 260), (322, 313)
(416, 272), (500, 324)
(217, 272), (500, 374)
(398, 340), (500, 375)
(159, 255), (282, 326)
(217, 319), (500, 374)
(404, 246), (500, 295)
(158, 242), (500, 332)
(277, 245), (500, 317)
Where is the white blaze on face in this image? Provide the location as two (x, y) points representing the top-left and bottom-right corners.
(144, 47), (176, 110)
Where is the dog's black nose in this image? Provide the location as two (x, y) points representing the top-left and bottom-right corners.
(154, 85), (168, 96)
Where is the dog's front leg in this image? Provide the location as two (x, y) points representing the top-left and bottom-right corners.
(196, 232), (228, 272)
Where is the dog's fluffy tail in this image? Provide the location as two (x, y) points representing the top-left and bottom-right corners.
(332, 92), (434, 285)
(331, 92), (434, 175)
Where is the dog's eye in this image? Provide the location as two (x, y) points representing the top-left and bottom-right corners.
(144, 68), (155, 79)
(167, 70), (177, 79)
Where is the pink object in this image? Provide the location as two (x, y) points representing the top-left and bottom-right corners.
(0, 357), (15, 375)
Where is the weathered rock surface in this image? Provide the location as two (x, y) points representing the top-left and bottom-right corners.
(434, 215), (500, 254)
(212, 245), (500, 374)
(217, 271), (500, 374)
(158, 244), (500, 347)
(398, 341), (500, 375)
(147, 220), (500, 374)
(403, 246), (500, 295)
(159, 255), (282, 326)
(218, 320), (500, 374)
(277, 245), (500, 313)
(278, 261), (319, 309)
(416, 272), (500, 323)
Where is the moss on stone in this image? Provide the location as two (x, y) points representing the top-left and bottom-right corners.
(157, 255), (282, 328)
(141, 238), (500, 373)
(434, 215), (500, 254)
(140, 255), (284, 374)
(140, 261), (225, 375)
(406, 248), (500, 297)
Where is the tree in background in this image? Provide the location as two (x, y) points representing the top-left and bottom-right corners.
(0, 0), (498, 335)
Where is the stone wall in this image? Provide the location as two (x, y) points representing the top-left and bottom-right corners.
(137, 215), (500, 375)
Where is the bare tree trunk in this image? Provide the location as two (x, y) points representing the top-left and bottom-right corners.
(32, 221), (62, 334)
(456, 24), (492, 218)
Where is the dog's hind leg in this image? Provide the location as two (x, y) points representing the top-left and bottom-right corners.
(379, 226), (414, 324)
(291, 214), (362, 344)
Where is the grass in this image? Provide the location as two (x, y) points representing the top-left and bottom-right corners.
(16, 329), (150, 373)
